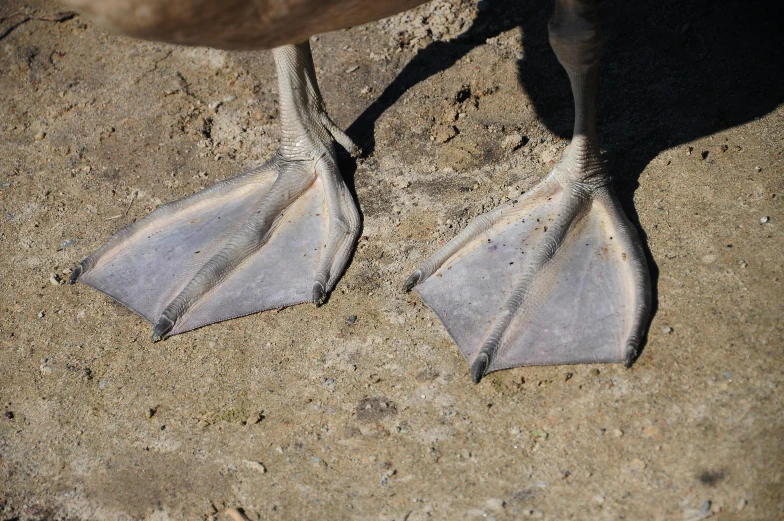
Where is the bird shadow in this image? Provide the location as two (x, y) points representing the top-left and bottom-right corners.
(343, 0), (783, 362)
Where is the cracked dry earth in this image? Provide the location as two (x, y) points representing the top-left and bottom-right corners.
(1, 0), (782, 520)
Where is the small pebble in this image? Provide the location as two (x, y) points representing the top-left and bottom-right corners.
(736, 498), (747, 511)
(755, 166), (762, 172)
(98, 379), (108, 390)
(662, 326), (673, 334)
(242, 460), (267, 474)
(502, 133), (523, 151)
(49, 273), (63, 286)
(245, 412), (263, 425)
(225, 508), (251, 521)
(346, 65), (359, 73)
(642, 425), (660, 438)
(530, 429), (548, 440)
(612, 428), (624, 438)
(433, 124), (458, 143)
(345, 315), (357, 325)
(37, 311), (45, 318)
(628, 458), (646, 472)
(59, 239), (75, 250)
(759, 216), (769, 224)
(4, 410), (13, 419)
(34, 131), (46, 141)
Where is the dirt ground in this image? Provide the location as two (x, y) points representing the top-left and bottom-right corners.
(1, 0), (782, 519)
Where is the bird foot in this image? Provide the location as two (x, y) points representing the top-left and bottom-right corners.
(406, 148), (651, 382)
(71, 147), (359, 339)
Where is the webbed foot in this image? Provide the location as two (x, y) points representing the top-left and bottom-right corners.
(406, 148), (650, 382)
(406, 0), (652, 382)
(71, 42), (360, 339)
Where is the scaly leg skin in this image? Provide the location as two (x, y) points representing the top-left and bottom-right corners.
(70, 42), (360, 340)
(405, 0), (651, 383)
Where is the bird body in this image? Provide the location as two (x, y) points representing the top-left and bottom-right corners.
(64, 0), (429, 50)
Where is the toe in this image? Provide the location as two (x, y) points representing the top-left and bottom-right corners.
(403, 270), (423, 292)
(312, 281), (327, 305)
(151, 314), (174, 342)
(470, 353), (490, 384)
(69, 264), (83, 284)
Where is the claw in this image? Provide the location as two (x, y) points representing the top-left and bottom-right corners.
(151, 314), (174, 342)
(470, 353), (489, 384)
(624, 344), (639, 368)
(69, 264), (83, 285)
(312, 281), (326, 306)
(402, 270), (422, 292)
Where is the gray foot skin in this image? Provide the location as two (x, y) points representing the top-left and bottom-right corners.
(71, 42), (361, 341)
(405, 0), (651, 383)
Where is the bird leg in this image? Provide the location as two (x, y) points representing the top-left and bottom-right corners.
(71, 42), (361, 340)
(406, 0), (651, 383)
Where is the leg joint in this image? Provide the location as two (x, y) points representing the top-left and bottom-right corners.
(548, 0), (605, 69)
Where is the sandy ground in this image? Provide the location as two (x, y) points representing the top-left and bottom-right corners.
(1, 0), (782, 519)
